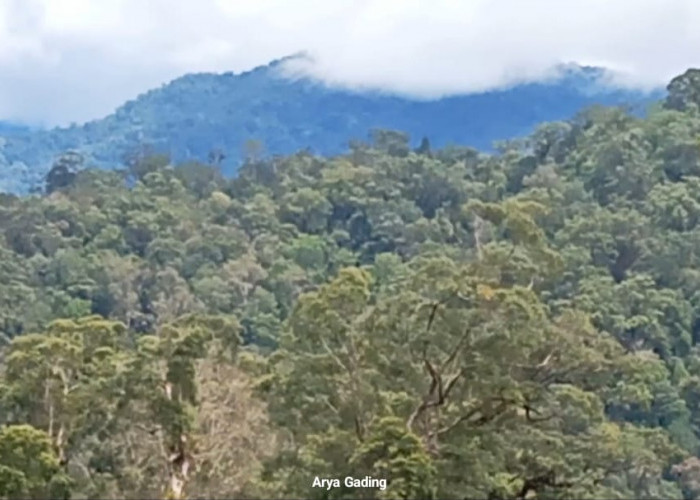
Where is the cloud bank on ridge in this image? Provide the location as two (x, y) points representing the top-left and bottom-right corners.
(0, 0), (698, 126)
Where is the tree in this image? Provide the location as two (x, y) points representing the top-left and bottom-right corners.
(45, 151), (83, 194)
(665, 69), (700, 112)
(123, 147), (170, 182)
(370, 129), (411, 157)
(416, 137), (432, 156)
(263, 251), (683, 497)
(0, 425), (71, 499)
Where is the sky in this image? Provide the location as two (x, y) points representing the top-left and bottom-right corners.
(1, 0), (699, 127)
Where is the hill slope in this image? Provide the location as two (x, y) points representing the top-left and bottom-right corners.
(3, 69), (700, 497)
(0, 56), (662, 193)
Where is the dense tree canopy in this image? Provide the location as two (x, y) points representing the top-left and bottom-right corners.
(0, 70), (699, 499)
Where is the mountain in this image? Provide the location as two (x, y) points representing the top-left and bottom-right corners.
(0, 56), (663, 193)
(0, 122), (31, 136)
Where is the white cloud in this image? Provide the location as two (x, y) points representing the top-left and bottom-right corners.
(0, 0), (699, 126)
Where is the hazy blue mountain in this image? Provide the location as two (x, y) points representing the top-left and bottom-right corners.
(0, 56), (663, 193)
(0, 122), (31, 136)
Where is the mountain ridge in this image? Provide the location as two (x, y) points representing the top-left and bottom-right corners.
(0, 57), (663, 193)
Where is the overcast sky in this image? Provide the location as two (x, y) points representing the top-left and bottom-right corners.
(1, 0), (699, 127)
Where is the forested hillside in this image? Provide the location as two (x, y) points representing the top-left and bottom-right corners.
(2, 70), (700, 499)
(0, 56), (659, 194)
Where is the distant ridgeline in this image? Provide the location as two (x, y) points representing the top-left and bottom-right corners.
(0, 122), (31, 136)
(0, 55), (663, 193)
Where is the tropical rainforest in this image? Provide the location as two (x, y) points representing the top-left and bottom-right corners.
(2, 69), (700, 499)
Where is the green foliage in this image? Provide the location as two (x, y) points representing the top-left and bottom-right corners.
(0, 70), (698, 498)
(350, 417), (437, 499)
(0, 425), (71, 499)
